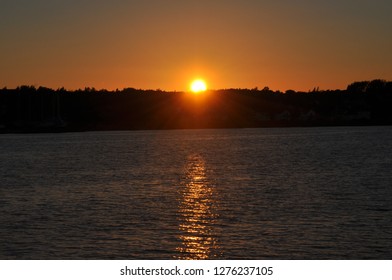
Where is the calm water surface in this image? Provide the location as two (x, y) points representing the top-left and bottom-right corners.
(1, 127), (391, 259)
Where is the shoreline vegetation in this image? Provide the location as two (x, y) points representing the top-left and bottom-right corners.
(1, 79), (391, 133)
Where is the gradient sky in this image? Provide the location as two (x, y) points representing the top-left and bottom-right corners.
(1, 0), (391, 91)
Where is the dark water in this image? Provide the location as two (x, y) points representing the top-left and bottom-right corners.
(1, 127), (392, 259)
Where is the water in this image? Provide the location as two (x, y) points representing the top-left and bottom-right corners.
(0, 127), (391, 259)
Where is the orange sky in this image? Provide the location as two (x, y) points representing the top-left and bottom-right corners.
(1, 0), (391, 91)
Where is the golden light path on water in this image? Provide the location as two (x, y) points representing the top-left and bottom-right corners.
(176, 154), (221, 259)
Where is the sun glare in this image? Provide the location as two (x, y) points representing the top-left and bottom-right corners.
(190, 79), (207, 93)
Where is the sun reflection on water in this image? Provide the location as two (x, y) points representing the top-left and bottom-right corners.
(176, 154), (221, 259)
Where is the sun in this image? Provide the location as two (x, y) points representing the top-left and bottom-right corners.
(190, 79), (207, 93)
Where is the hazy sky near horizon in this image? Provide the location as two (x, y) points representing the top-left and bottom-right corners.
(1, 0), (391, 91)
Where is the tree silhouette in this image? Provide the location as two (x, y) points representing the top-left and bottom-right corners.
(0, 79), (391, 132)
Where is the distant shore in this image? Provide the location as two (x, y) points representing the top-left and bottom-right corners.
(1, 80), (392, 133)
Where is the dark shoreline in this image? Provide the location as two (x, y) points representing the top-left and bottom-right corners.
(1, 80), (392, 133)
(2, 122), (391, 135)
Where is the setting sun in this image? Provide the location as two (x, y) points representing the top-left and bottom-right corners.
(190, 79), (207, 93)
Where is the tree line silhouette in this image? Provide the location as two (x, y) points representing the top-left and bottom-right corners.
(0, 79), (391, 132)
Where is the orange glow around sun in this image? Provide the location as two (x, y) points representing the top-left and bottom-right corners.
(190, 79), (207, 93)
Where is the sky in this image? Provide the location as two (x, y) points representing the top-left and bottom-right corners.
(1, 0), (391, 91)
